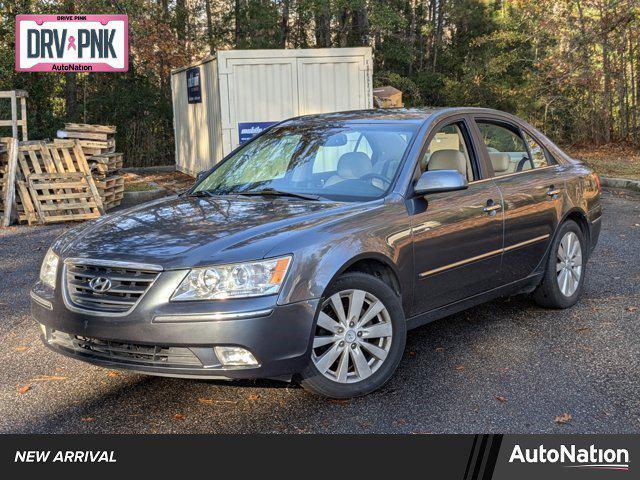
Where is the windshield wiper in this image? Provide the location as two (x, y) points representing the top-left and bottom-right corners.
(186, 190), (215, 198)
(234, 188), (320, 201)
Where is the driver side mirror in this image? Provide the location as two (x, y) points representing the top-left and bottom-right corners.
(414, 170), (468, 196)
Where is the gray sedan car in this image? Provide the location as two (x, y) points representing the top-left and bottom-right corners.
(31, 108), (602, 398)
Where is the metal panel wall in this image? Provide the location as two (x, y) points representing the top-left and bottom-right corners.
(171, 56), (221, 176)
(172, 48), (373, 174)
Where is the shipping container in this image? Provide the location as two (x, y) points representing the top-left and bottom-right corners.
(170, 48), (373, 176)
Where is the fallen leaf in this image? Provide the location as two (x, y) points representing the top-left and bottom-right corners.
(454, 365), (465, 371)
(627, 306), (638, 313)
(408, 350), (416, 357)
(18, 384), (30, 394)
(198, 397), (214, 405)
(555, 413), (572, 424)
(29, 375), (67, 382)
(107, 371), (119, 378)
(247, 394), (260, 402)
(435, 347), (445, 352)
(173, 413), (185, 420)
(495, 396), (508, 403)
(81, 417), (94, 422)
(15, 346), (28, 352)
(576, 327), (591, 333)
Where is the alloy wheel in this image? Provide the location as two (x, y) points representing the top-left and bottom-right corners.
(556, 231), (583, 297)
(312, 289), (393, 384)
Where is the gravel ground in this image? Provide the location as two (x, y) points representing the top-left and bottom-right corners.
(0, 189), (638, 434)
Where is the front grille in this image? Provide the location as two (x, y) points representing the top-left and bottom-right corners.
(65, 261), (159, 314)
(49, 330), (202, 367)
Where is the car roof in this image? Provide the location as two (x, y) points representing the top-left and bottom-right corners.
(280, 107), (519, 126)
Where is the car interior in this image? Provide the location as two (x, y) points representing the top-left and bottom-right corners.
(420, 124), (475, 181)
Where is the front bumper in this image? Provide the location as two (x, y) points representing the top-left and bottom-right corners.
(31, 280), (319, 380)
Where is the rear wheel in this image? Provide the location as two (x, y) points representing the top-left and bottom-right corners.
(533, 220), (586, 308)
(299, 272), (406, 398)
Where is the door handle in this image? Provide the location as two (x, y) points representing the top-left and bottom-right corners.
(483, 201), (502, 215)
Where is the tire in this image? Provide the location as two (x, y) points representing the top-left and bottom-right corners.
(533, 220), (586, 309)
(299, 272), (407, 398)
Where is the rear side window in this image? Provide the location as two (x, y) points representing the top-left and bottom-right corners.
(476, 122), (529, 176)
(523, 131), (553, 168)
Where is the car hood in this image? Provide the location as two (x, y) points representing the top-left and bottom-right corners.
(56, 195), (371, 269)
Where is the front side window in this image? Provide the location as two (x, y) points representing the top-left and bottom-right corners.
(477, 122), (530, 176)
(420, 123), (476, 181)
(194, 122), (417, 201)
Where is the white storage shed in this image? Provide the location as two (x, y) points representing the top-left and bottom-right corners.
(170, 48), (373, 176)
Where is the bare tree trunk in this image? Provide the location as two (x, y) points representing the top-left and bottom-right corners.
(235, 0), (243, 47)
(432, 0), (445, 70)
(205, 0), (215, 53)
(314, 0), (331, 48)
(280, 0), (291, 47)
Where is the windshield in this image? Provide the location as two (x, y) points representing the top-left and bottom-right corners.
(194, 122), (418, 201)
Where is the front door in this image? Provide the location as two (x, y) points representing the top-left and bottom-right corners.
(473, 118), (561, 284)
(410, 119), (504, 316)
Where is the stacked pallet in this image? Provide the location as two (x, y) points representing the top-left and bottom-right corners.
(7, 140), (104, 225)
(56, 123), (124, 210)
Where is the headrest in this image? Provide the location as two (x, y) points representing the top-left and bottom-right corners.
(428, 149), (466, 174)
(489, 152), (510, 173)
(337, 152), (372, 179)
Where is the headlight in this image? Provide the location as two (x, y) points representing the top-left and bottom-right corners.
(39, 248), (59, 289)
(172, 256), (292, 301)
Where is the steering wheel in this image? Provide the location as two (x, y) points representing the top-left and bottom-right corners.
(360, 173), (392, 190)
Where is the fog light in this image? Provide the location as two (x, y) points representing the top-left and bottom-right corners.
(214, 346), (258, 366)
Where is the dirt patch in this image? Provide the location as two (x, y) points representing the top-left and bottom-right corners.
(123, 171), (194, 193)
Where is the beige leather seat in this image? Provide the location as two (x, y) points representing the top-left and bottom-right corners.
(489, 152), (510, 174)
(428, 149), (467, 177)
(325, 152), (372, 187)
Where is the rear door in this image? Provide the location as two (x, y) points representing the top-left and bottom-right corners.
(472, 116), (563, 284)
(409, 116), (504, 315)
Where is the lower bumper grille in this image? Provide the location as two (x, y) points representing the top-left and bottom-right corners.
(48, 330), (203, 367)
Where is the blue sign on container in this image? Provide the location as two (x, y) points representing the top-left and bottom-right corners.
(238, 122), (277, 144)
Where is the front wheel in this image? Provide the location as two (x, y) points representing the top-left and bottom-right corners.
(299, 272), (406, 398)
(533, 220), (586, 308)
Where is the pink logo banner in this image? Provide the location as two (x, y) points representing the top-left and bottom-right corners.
(15, 14), (129, 72)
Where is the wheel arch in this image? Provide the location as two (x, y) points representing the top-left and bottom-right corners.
(325, 253), (409, 314)
(559, 208), (591, 256)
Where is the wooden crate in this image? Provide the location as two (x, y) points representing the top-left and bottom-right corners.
(27, 172), (103, 223)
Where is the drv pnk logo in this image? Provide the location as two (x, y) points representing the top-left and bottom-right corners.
(15, 14), (128, 72)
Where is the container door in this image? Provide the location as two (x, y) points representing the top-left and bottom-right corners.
(296, 55), (371, 116)
(218, 56), (299, 155)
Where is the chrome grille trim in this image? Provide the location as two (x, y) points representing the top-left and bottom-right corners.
(63, 258), (162, 316)
(48, 330), (202, 367)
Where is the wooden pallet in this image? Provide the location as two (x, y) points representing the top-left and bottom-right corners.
(90, 152), (124, 176)
(95, 173), (124, 211)
(64, 123), (116, 134)
(27, 172), (103, 223)
(15, 140), (103, 224)
(0, 137), (18, 226)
